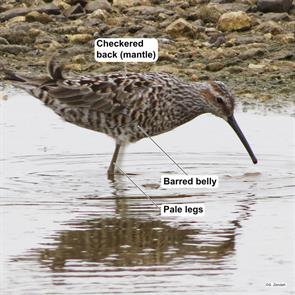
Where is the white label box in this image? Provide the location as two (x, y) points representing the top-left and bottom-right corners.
(94, 38), (158, 62)
(161, 203), (205, 217)
(161, 175), (219, 188)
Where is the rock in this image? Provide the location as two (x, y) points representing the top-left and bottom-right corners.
(218, 11), (252, 31)
(0, 8), (33, 22)
(158, 12), (170, 21)
(220, 3), (250, 12)
(208, 35), (226, 48)
(198, 74), (210, 80)
(35, 30), (55, 45)
(64, 0), (87, 5)
(128, 25), (143, 34)
(227, 66), (243, 74)
(196, 4), (225, 23)
(260, 94), (272, 101)
(0, 23), (41, 44)
(134, 25), (158, 37)
(26, 11), (52, 23)
(257, 0), (293, 12)
(239, 48), (265, 59)
(104, 27), (129, 36)
(274, 33), (295, 44)
(63, 4), (84, 17)
(113, 0), (151, 8)
(159, 16), (178, 29)
(204, 27), (219, 34)
(53, 0), (71, 11)
(275, 50), (294, 61)
(7, 16), (26, 24)
(48, 40), (62, 50)
(158, 50), (176, 62)
(248, 63), (266, 69)
(127, 6), (173, 16)
(35, 38), (61, 50)
(0, 37), (9, 45)
(0, 4), (60, 22)
(165, 18), (199, 38)
(72, 54), (86, 64)
(261, 12), (291, 22)
(28, 28), (42, 38)
(288, 21), (295, 31)
(87, 9), (109, 21)
(77, 23), (97, 34)
(230, 36), (266, 45)
(85, 0), (112, 13)
(0, 4), (14, 13)
(206, 62), (225, 71)
(256, 21), (284, 35)
(191, 74), (198, 81)
(264, 33), (273, 40)
(191, 63), (206, 70)
(225, 56), (242, 65)
(65, 33), (92, 43)
(0, 44), (31, 54)
(151, 64), (179, 74)
(64, 63), (83, 71)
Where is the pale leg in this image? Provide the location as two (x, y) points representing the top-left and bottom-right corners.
(107, 143), (121, 179)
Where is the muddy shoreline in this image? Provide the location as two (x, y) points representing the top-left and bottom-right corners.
(0, 0), (294, 112)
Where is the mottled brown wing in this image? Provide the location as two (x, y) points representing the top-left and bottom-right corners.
(46, 76), (155, 115)
(46, 80), (127, 114)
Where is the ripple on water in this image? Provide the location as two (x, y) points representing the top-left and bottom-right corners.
(1, 151), (294, 294)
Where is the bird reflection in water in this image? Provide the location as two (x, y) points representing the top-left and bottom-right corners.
(37, 182), (256, 272)
(39, 216), (242, 271)
(40, 218), (201, 270)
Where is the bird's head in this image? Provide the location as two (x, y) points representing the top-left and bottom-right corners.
(201, 81), (234, 120)
(199, 81), (257, 164)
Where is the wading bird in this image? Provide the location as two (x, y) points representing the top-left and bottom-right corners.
(4, 58), (257, 179)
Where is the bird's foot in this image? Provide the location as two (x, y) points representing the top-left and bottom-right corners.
(107, 170), (115, 180)
(107, 169), (125, 180)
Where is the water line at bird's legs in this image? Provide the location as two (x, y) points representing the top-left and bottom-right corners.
(114, 163), (161, 211)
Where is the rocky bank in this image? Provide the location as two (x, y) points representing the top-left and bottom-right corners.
(0, 0), (294, 112)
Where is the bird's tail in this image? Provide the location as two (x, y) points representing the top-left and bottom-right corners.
(2, 56), (65, 100)
(46, 56), (65, 80)
(2, 56), (64, 90)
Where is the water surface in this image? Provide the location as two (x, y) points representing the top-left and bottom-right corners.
(0, 91), (294, 294)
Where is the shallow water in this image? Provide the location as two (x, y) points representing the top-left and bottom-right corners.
(0, 91), (294, 294)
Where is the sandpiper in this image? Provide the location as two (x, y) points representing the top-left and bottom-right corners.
(4, 57), (257, 179)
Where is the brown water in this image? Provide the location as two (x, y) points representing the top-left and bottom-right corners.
(0, 90), (294, 294)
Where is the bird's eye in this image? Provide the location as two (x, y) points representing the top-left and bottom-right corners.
(216, 96), (224, 104)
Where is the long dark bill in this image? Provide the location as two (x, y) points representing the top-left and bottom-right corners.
(227, 116), (257, 164)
